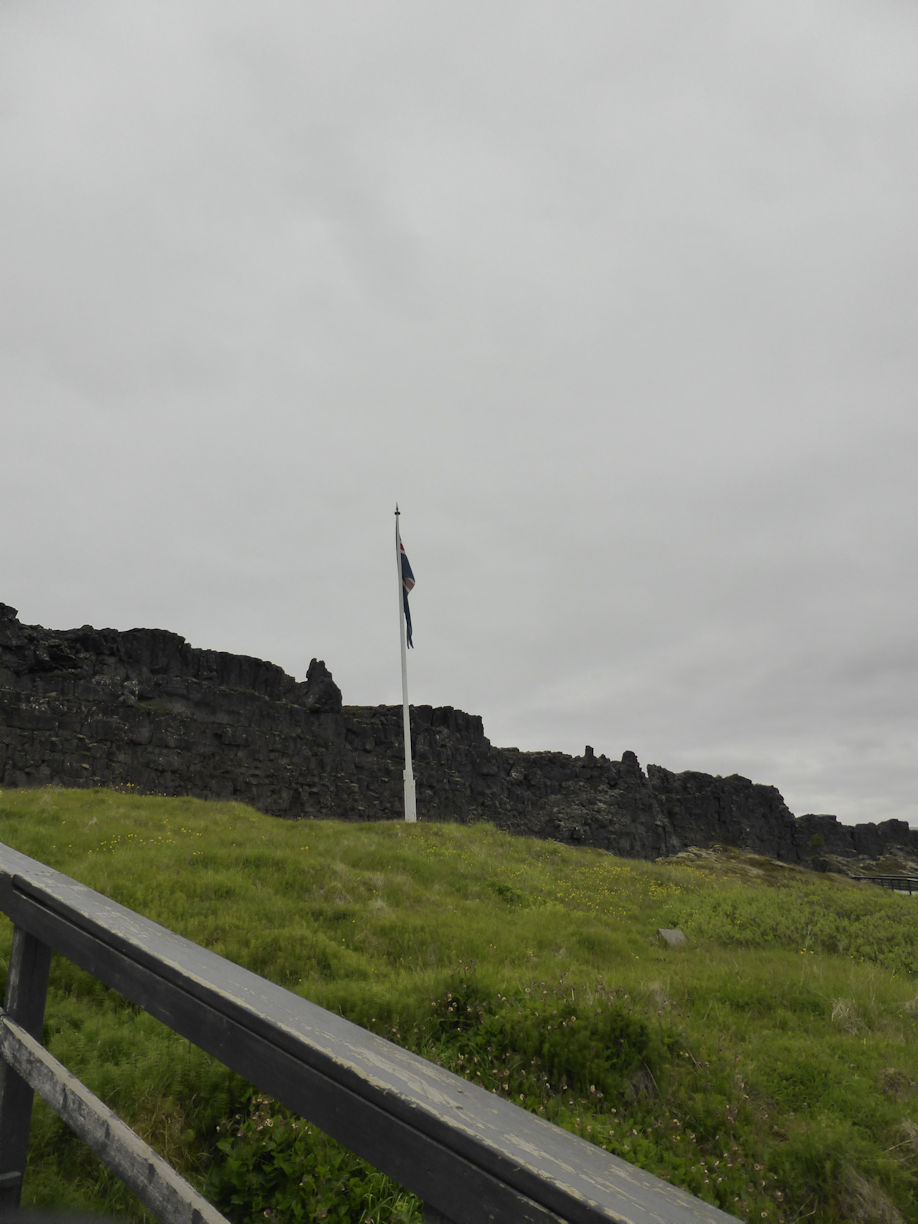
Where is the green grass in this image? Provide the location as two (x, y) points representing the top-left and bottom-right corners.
(1, 787), (917, 1223)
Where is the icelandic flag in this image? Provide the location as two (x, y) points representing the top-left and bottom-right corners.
(400, 539), (415, 648)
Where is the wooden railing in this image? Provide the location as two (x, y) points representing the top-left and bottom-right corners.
(0, 841), (740, 1224)
(853, 875), (918, 895)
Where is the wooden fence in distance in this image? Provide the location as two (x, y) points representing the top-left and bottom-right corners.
(854, 875), (918, 895)
(0, 840), (741, 1224)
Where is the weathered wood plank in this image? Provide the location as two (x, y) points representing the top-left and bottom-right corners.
(423, 1208), (456, 1224)
(0, 925), (52, 1208)
(0, 841), (742, 1224)
(0, 1010), (230, 1224)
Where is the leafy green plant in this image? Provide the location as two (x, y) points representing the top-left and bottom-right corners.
(206, 1092), (420, 1224)
(427, 976), (672, 1103)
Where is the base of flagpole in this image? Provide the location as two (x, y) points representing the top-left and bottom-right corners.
(403, 773), (417, 823)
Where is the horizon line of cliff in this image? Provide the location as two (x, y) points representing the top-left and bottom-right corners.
(1, 601), (915, 868)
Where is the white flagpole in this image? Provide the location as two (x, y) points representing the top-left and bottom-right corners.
(395, 505), (417, 822)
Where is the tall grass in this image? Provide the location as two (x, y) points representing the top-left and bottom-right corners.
(1, 787), (916, 1223)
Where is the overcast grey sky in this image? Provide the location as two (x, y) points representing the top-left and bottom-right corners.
(3, 2), (917, 827)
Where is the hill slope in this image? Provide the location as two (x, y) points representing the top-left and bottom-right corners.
(0, 787), (916, 1223)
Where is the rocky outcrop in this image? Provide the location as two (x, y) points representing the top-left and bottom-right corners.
(1, 604), (915, 865)
(793, 812), (917, 862)
(646, 766), (800, 860)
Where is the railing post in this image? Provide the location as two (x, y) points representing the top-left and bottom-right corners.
(0, 925), (53, 1209)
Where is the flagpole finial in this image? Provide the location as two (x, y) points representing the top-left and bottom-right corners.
(395, 503), (400, 516)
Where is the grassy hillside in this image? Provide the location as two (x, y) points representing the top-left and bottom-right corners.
(0, 786), (916, 1223)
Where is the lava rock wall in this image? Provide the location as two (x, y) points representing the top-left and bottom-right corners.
(1, 604), (914, 864)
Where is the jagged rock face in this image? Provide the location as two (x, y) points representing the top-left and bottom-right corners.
(646, 765), (801, 860)
(1, 606), (915, 863)
(794, 812), (917, 862)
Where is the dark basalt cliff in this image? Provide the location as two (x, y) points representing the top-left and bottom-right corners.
(1, 604), (915, 866)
